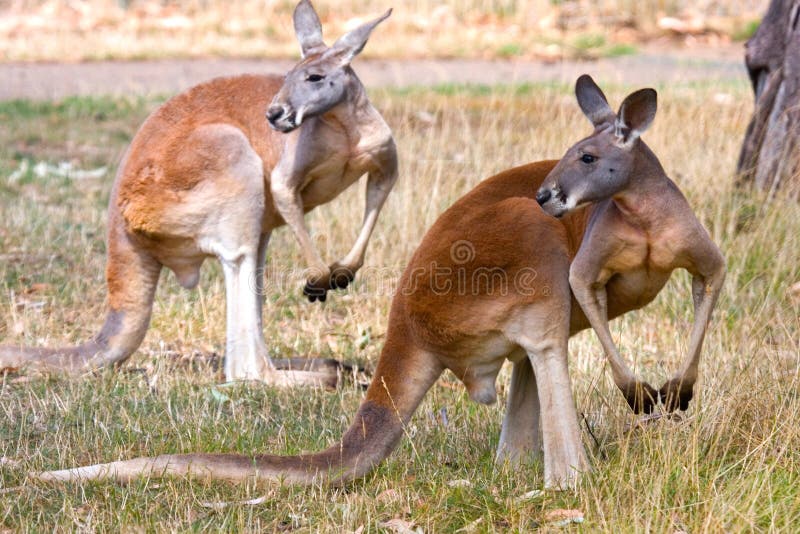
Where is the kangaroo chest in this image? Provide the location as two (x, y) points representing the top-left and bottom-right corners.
(296, 123), (390, 210)
(299, 150), (374, 209)
(606, 267), (671, 311)
(601, 228), (678, 310)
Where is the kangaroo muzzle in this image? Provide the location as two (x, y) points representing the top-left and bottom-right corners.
(266, 102), (300, 133)
(535, 188), (552, 206)
(536, 186), (570, 218)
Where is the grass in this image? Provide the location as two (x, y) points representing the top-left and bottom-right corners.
(0, 0), (768, 62)
(1, 79), (799, 531)
(732, 19), (762, 41)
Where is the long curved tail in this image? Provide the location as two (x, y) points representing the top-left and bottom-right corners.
(0, 217), (161, 374)
(35, 320), (444, 485)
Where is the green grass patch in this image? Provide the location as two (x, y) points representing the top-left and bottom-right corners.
(1, 82), (799, 531)
(496, 42), (524, 58)
(732, 19), (761, 42)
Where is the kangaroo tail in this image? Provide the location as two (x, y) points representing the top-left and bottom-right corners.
(1, 217), (161, 374)
(35, 319), (444, 485)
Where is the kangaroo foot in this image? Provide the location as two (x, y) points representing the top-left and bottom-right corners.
(621, 381), (659, 414)
(658, 378), (694, 412)
(328, 263), (355, 290)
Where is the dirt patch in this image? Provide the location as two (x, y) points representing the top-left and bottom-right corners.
(0, 45), (747, 101)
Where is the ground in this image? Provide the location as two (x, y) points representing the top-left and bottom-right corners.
(1, 48), (799, 531)
(1, 44), (746, 101)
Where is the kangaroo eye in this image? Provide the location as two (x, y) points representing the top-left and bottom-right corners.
(581, 154), (597, 164)
(307, 74), (325, 82)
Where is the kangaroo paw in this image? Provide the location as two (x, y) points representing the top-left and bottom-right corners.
(328, 263), (355, 290)
(303, 265), (356, 302)
(302, 277), (329, 302)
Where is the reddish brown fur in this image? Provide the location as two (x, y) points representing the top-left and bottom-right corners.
(0, 69), (393, 379)
(32, 76), (726, 489)
(2, 1), (401, 385)
(118, 75), (284, 238)
(0, 75), (288, 372)
(35, 159), (655, 485)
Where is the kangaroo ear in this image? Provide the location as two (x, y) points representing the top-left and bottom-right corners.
(294, 0), (326, 58)
(575, 74), (615, 127)
(325, 8), (392, 65)
(615, 88), (657, 145)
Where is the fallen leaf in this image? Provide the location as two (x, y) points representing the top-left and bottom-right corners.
(199, 494), (269, 510)
(379, 518), (421, 534)
(545, 508), (584, 526)
(447, 479), (472, 488)
(208, 387), (231, 404)
(518, 489), (544, 501)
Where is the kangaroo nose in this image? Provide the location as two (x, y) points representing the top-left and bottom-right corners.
(535, 189), (552, 206)
(266, 105), (284, 123)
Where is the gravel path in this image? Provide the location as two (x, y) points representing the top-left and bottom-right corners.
(0, 48), (747, 101)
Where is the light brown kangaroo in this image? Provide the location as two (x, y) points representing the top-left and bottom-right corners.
(0, 1), (397, 386)
(34, 76), (725, 490)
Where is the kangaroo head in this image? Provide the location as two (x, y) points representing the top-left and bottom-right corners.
(267, 0), (391, 133)
(536, 74), (657, 218)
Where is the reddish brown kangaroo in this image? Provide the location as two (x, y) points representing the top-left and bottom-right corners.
(34, 76), (725, 490)
(0, 0), (397, 386)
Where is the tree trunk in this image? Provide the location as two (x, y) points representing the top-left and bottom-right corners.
(737, 0), (800, 199)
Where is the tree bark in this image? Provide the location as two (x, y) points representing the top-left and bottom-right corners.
(737, 0), (800, 199)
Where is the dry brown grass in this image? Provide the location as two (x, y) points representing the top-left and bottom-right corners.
(0, 0), (767, 62)
(1, 78), (799, 530)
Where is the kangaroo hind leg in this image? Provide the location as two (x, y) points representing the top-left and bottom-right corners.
(495, 353), (542, 466)
(506, 297), (588, 490)
(187, 124), (339, 387)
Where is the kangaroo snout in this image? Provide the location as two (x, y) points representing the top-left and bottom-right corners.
(535, 188), (552, 206)
(266, 103), (299, 133)
(266, 104), (285, 123)
(537, 185), (569, 218)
